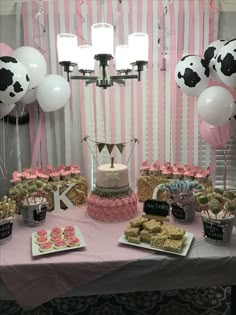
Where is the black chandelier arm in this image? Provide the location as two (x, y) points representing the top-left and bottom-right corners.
(70, 75), (98, 81)
(111, 78), (125, 86)
(111, 75), (138, 80)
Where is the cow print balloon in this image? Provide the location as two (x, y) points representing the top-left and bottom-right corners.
(175, 55), (209, 97)
(215, 38), (236, 89)
(0, 56), (30, 104)
(203, 39), (226, 82)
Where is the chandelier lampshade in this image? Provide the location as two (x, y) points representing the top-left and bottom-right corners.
(91, 23), (114, 57)
(77, 45), (95, 73)
(57, 33), (77, 64)
(128, 32), (149, 64)
(115, 45), (132, 73)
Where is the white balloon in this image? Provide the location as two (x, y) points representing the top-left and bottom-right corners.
(215, 39), (236, 89)
(20, 87), (37, 105)
(203, 39), (226, 83)
(0, 56), (30, 104)
(0, 101), (15, 118)
(197, 86), (235, 126)
(36, 74), (70, 112)
(175, 55), (209, 97)
(13, 46), (47, 89)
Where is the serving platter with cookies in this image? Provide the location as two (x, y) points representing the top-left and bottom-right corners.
(32, 226), (86, 256)
(118, 216), (194, 256)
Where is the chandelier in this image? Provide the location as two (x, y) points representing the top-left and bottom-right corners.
(57, 23), (148, 89)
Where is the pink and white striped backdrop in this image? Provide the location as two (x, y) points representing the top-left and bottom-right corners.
(20, 0), (219, 189)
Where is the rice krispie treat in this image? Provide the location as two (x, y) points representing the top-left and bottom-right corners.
(150, 234), (168, 249)
(130, 216), (149, 228)
(140, 229), (153, 243)
(166, 227), (185, 240)
(127, 235), (141, 244)
(162, 238), (185, 252)
(143, 220), (162, 233)
(124, 226), (140, 237)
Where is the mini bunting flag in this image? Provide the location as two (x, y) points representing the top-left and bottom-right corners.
(97, 143), (106, 152)
(106, 144), (115, 154)
(116, 143), (125, 154)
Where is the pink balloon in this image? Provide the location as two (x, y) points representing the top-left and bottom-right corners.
(0, 42), (13, 57)
(200, 120), (230, 148)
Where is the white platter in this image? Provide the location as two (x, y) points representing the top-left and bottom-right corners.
(32, 226), (86, 257)
(118, 232), (194, 256)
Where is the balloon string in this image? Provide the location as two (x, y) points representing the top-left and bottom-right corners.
(223, 150), (227, 190)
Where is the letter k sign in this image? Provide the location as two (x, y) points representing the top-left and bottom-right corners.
(53, 183), (76, 210)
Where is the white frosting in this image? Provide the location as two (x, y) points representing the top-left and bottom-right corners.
(96, 163), (129, 190)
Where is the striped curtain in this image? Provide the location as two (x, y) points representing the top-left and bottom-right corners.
(20, 0), (219, 190)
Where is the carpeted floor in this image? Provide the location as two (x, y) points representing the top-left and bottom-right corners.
(0, 286), (231, 315)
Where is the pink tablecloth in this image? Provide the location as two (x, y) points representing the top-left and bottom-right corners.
(0, 204), (204, 309)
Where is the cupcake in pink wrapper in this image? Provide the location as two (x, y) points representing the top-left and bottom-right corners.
(161, 167), (172, 179)
(37, 172), (49, 182)
(149, 163), (160, 176)
(184, 169), (195, 181)
(25, 174), (37, 181)
(195, 170), (207, 184)
(192, 165), (200, 176)
(172, 167), (184, 180)
(50, 172), (61, 182)
(10, 178), (21, 184)
(61, 170), (71, 181)
(140, 161), (149, 176)
(71, 168), (81, 179)
(21, 171), (30, 179)
(12, 171), (22, 179)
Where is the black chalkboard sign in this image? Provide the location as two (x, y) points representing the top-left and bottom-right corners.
(143, 199), (169, 217)
(203, 221), (223, 240)
(0, 222), (13, 240)
(172, 203), (185, 220)
(33, 206), (47, 222)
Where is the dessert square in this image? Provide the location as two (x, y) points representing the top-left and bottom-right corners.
(166, 227), (185, 240)
(124, 226), (140, 237)
(127, 235), (141, 244)
(130, 216), (149, 227)
(162, 238), (185, 252)
(140, 229), (153, 243)
(150, 234), (168, 249)
(143, 220), (162, 233)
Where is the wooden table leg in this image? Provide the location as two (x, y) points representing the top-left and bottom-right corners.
(231, 285), (236, 315)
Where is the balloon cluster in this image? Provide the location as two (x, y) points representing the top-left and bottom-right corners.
(175, 38), (236, 147)
(0, 43), (71, 117)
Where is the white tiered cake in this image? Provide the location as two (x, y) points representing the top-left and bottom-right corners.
(87, 160), (137, 222)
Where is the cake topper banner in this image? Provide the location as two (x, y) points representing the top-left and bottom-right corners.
(82, 136), (139, 154)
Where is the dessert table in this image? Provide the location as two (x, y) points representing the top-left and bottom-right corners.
(0, 204), (236, 313)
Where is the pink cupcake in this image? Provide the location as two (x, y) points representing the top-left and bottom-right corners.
(50, 172), (61, 182)
(149, 163), (160, 176)
(140, 161), (149, 176)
